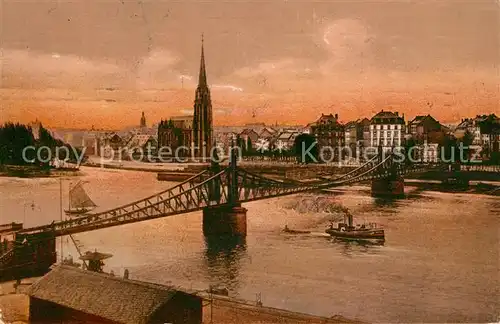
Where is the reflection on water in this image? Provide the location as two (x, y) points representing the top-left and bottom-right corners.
(1, 168), (499, 323)
(373, 197), (398, 207)
(332, 238), (385, 258)
(204, 235), (246, 293)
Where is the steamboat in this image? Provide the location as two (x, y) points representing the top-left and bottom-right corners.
(326, 213), (385, 242)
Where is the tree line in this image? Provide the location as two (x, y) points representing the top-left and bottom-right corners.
(0, 122), (80, 166)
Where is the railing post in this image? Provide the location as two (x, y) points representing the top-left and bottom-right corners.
(208, 150), (221, 203)
(228, 142), (239, 205)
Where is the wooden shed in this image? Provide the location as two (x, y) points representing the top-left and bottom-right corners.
(28, 265), (202, 324)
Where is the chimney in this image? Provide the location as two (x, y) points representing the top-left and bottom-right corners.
(335, 113), (338, 119)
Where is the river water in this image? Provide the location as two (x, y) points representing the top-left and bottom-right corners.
(0, 167), (498, 323)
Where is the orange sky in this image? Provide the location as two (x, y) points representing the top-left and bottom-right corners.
(1, 0), (498, 129)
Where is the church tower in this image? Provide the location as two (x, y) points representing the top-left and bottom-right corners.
(192, 35), (213, 159)
(140, 111), (147, 128)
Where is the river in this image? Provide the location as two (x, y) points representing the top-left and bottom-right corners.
(0, 167), (498, 323)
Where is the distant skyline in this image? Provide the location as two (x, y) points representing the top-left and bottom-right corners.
(1, 0), (498, 128)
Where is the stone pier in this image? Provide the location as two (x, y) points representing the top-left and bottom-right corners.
(202, 204), (248, 237)
(371, 177), (405, 198)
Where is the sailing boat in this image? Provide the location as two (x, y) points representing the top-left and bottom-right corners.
(64, 181), (97, 216)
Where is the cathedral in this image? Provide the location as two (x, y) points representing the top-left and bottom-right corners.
(158, 37), (213, 160)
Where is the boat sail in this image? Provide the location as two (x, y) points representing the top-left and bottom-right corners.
(64, 181), (97, 216)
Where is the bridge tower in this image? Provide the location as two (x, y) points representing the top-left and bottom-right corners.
(202, 144), (247, 237)
(371, 146), (405, 198)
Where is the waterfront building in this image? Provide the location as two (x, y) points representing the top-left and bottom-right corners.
(124, 134), (158, 160)
(407, 114), (447, 143)
(456, 114), (500, 160)
(344, 118), (370, 158)
(157, 116), (193, 159)
(310, 113), (345, 160)
(29, 265), (202, 324)
(407, 114), (449, 162)
(369, 110), (405, 152)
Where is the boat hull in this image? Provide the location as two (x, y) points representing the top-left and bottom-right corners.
(325, 228), (385, 241)
(64, 209), (93, 217)
(283, 229), (311, 234)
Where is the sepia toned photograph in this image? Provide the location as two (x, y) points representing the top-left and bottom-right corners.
(0, 0), (499, 323)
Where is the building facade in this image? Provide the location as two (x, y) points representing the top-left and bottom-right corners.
(157, 116), (193, 159)
(456, 114), (500, 160)
(369, 110), (405, 152)
(310, 113), (345, 160)
(344, 118), (370, 158)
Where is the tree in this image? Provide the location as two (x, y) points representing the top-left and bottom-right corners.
(293, 133), (317, 164)
(439, 134), (457, 163)
(403, 137), (418, 163)
(457, 130), (474, 163)
(0, 123), (36, 165)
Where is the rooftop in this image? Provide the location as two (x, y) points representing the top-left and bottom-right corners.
(28, 265), (188, 324)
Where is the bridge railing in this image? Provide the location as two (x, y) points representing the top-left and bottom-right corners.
(22, 169), (232, 236)
(17, 153), (452, 238)
(19, 169), (211, 235)
(0, 248), (14, 268)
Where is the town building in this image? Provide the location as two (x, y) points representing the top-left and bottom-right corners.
(125, 134), (158, 160)
(407, 114), (447, 143)
(456, 114), (500, 160)
(238, 129), (260, 151)
(29, 265), (202, 324)
(98, 133), (125, 159)
(272, 130), (301, 152)
(407, 114), (449, 163)
(157, 116), (193, 159)
(259, 127), (277, 140)
(344, 118), (370, 158)
(369, 110), (405, 152)
(310, 113), (345, 160)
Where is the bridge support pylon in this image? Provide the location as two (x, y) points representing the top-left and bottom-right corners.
(371, 176), (405, 198)
(202, 204), (247, 237)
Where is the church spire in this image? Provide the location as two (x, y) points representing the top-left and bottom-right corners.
(140, 111), (146, 128)
(198, 33), (207, 86)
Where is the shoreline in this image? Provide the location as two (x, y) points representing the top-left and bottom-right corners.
(0, 165), (81, 179)
(0, 279), (363, 324)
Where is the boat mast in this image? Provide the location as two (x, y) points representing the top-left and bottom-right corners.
(68, 182), (71, 212)
(59, 178), (63, 262)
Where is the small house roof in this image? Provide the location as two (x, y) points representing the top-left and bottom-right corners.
(240, 128), (259, 136)
(79, 250), (113, 261)
(29, 266), (182, 324)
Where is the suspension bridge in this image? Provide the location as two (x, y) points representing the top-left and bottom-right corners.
(0, 148), (441, 281)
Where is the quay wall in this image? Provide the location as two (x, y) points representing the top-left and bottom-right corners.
(0, 279), (363, 324)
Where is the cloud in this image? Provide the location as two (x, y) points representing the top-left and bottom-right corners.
(135, 49), (181, 89)
(1, 49), (122, 89)
(212, 84), (243, 92)
(319, 19), (375, 72)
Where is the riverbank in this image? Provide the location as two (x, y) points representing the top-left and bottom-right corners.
(0, 165), (81, 178)
(0, 279), (362, 324)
